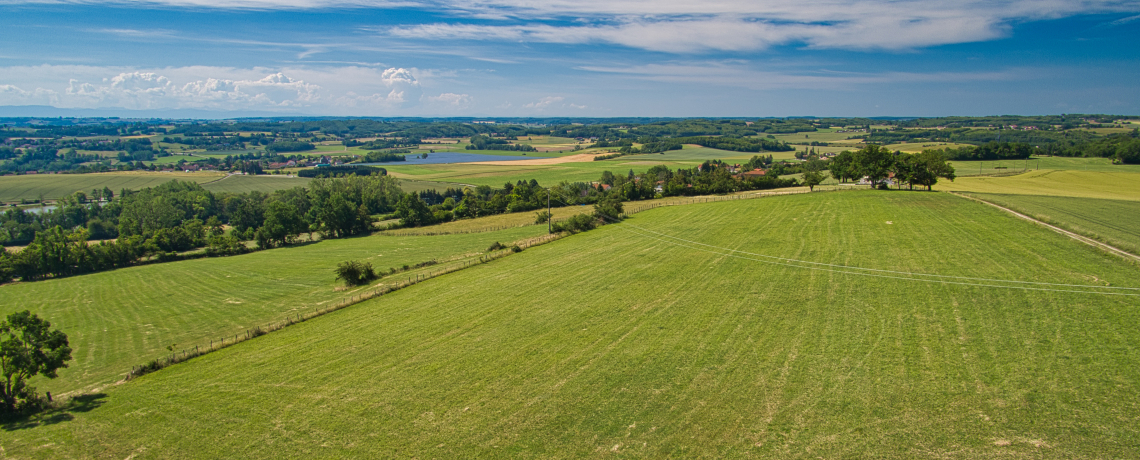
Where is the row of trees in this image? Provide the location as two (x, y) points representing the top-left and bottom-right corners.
(0, 175), (404, 283)
(828, 145), (956, 190)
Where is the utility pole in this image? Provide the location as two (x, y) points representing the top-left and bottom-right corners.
(547, 188), (551, 234)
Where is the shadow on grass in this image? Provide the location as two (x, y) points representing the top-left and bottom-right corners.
(1, 393), (107, 431)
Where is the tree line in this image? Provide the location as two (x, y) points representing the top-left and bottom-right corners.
(0, 175), (403, 283)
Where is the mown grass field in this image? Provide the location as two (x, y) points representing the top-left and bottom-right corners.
(935, 170), (1140, 200)
(964, 193), (1140, 255)
(198, 174), (311, 194)
(0, 171), (224, 203)
(6, 191), (1140, 458)
(0, 224), (550, 396)
(948, 156), (1140, 177)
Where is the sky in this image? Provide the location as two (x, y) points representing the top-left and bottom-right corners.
(0, 0), (1138, 117)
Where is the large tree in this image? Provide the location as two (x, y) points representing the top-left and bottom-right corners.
(855, 144), (896, 187)
(0, 310), (72, 413)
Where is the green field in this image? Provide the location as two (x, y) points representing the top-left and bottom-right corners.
(0, 172), (224, 203)
(949, 156), (1140, 177)
(0, 224), (550, 396)
(964, 193), (1140, 255)
(198, 174), (311, 194)
(935, 170), (1140, 200)
(383, 144), (787, 187)
(6, 191), (1140, 457)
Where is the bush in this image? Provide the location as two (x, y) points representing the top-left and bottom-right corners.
(334, 260), (378, 286)
(551, 214), (597, 233)
(534, 210), (552, 224)
(487, 242), (504, 252)
(511, 245), (523, 253)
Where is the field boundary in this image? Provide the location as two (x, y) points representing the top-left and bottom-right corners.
(122, 232), (565, 383)
(951, 192), (1140, 263)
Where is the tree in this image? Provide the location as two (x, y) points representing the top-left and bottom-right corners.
(802, 170), (826, 191)
(909, 151), (956, 190)
(0, 310), (72, 413)
(855, 144), (896, 186)
(394, 194), (436, 228)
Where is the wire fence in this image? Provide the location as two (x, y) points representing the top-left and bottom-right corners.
(125, 232), (565, 380)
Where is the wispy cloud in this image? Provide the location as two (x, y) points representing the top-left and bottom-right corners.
(577, 62), (1024, 90)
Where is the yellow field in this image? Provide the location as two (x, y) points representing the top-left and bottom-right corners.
(934, 170), (1140, 201)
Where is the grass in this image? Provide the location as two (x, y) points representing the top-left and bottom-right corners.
(6, 191), (1140, 457)
(949, 156), (1140, 177)
(0, 224), (550, 396)
(0, 171), (224, 203)
(964, 193), (1140, 255)
(935, 170), (1140, 201)
(198, 174), (311, 194)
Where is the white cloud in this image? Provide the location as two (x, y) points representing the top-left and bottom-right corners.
(577, 62), (1023, 91)
(524, 96), (563, 109)
(0, 65), (475, 115)
(8, 0), (1139, 53)
(427, 92), (473, 108)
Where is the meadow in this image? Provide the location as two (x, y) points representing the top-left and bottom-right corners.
(6, 190), (1140, 458)
(0, 171), (224, 203)
(963, 193), (1140, 255)
(935, 169), (1140, 200)
(948, 156), (1140, 177)
(0, 224), (550, 396)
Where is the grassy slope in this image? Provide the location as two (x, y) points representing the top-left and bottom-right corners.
(7, 191), (1140, 458)
(0, 225), (549, 396)
(964, 193), (1140, 255)
(935, 170), (1140, 201)
(198, 174), (311, 194)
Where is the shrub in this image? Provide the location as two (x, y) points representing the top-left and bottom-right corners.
(487, 242), (504, 251)
(334, 260), (378, 286)
(551, 214), (597, 234)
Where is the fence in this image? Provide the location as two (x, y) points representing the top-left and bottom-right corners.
(125, 232), (564, 380)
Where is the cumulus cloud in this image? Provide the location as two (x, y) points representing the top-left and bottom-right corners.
(0, 66), (476, 114)
(336, 67), (423, 109)
(53, 70), (322, 110)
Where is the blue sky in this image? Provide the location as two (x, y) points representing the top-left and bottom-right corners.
(0, 0), (1138, 117)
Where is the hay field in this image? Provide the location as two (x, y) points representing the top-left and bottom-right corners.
(7, 191), (1140, 458)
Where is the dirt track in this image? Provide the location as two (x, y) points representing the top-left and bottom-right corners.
(952, 192), (1140, 263)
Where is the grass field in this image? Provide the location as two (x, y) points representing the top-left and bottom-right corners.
(935, 170), (1140, 201)
(0, 224), (550, 396)
(964, 193), (1140, 255)
(6, 191), (1140, 457)
(949, 156), (1140, 177)
(0, 171), (224, 203)
(197, 174), (311, 194)
(383, 144), (787, 187)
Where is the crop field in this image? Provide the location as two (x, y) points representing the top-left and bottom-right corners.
(383, 145), (786, 187)
(964, 193), (1140, 255)
(885, 142), (975, 153)
(0, 224), (549, 396)
(935, 170), (1140, 200)
(198, 174), (311, 194)
(949, 156), (1139, 177)
(6, 191), (1140, 458)
(0, 171), (224, 203)
(770, 128), (865, 144)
